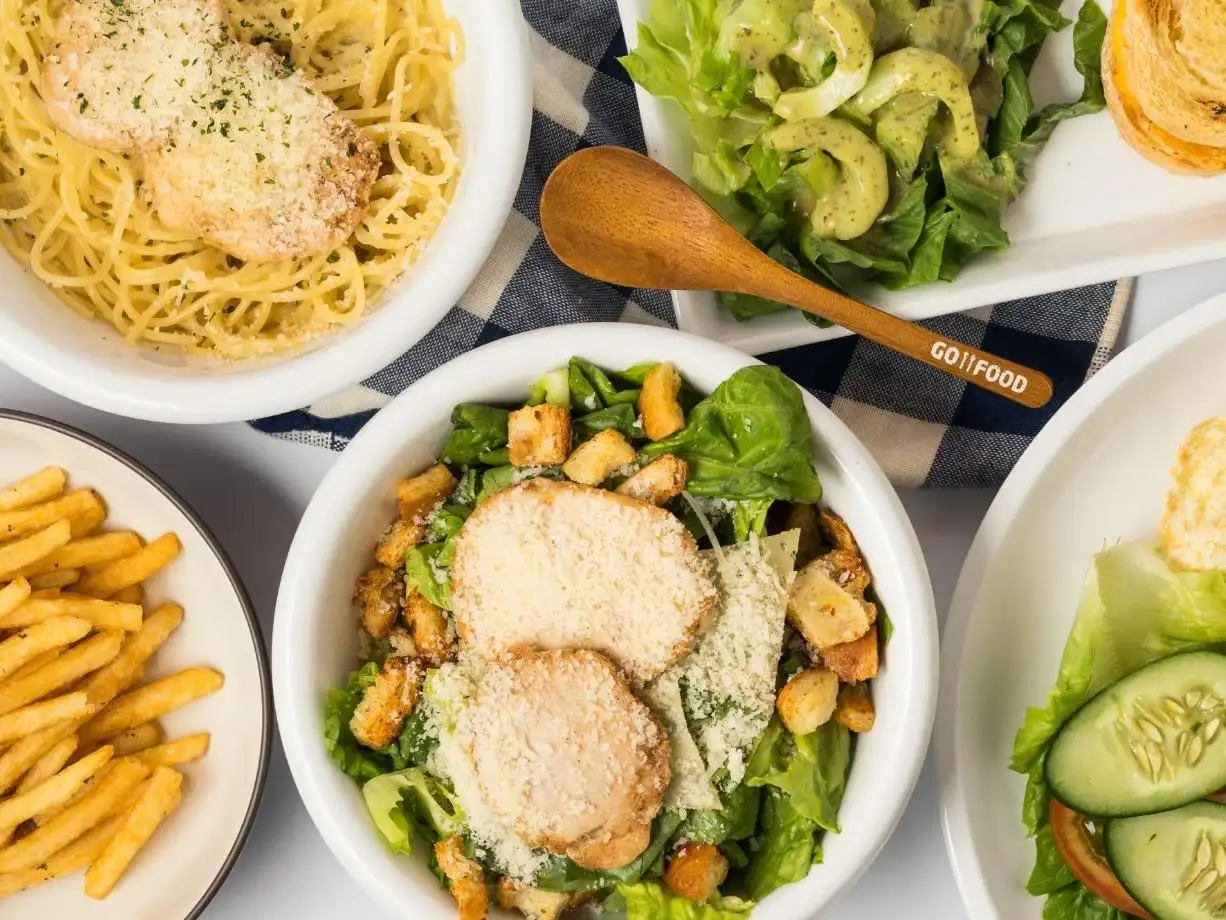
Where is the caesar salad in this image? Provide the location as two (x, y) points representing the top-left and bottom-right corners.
(324, 359), (885, 920)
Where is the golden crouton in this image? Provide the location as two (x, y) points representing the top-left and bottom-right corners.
(375, 519), (421, 569)
(664, 843), (729, 903)
(775, 667), (838, 735)
(436, 836), (489, 920)
(349, 656), (421, 750)
(563, 429), (637, 486)
(639, 363), (686, 441)
(834, 683), (876, 733)
(397, 464), (457, 528)
(496, 879), (574, 920)
(508, 404), (572, 467)
(787, 513), (875, 652)
(821, 626), (879, 683)
(1160, 418), (1226, 571)
(406, 590), (455, 667)
(615, 454), (688, 506)
(354, 566), (403, 639)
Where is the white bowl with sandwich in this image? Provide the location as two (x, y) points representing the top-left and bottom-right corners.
(272, 323), (938, 920)
(0, 0), (531, 423)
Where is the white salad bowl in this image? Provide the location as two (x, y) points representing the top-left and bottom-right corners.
(0, 0), (531, 424)
(273, 323), (938, 920)
(937, 292), (1226, 919)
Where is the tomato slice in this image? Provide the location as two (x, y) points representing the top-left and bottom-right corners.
(1049, 800), (1152, 919)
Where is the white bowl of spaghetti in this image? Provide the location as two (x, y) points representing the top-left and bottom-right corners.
(0, 0), (531, 423)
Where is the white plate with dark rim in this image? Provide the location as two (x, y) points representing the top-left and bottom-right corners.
(0, 411), (271, 918)
(614, 0), (1226, 354)
(937, 292), (1226, 918)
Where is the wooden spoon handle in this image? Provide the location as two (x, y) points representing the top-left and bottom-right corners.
(740, 263), (1054, 409)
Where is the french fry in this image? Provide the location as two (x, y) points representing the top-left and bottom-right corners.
(109, 722), (161, 757)
(8, 531), (142, 579)
(28, 588), (60, 600)
(135, 732), (209, 768)
(0, 596), (143, 632)
(84, 765), (182, 899)
(0, 632), (123, 716)
(0, 758), (149, 873)
(0, 520), (71, 581)
(4, 647), (63, 683)
(0, 809), (127, 898)
(0, 744), (112, 830)
(81, 668), (222, 741)
(111, 584), (143, 605)
(76, 533), (181, 599)
(0, 490), (105, 541)
(0, 722), (81, 794)
(14, 735), (78, 795)
(0, 693), (92, 745)
(0, 615), (91, 681)
(82, 603), (183, 706)
(27, 569), (80, 590)
(0, 467), (66, 513)
(0, 579), (30, 622)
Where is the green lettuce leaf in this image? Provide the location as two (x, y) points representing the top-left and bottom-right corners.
(1012, 541), (1226, 772)
(527, 368), (570, 407)
(678, 783), (762, 846)
(575, 404), (644, 440)
(616, 881), (753, 920)
(743, 787), (818, 900)
(745, 718), (850, 832)
(361, 768), (464, 855)
(643, 366), (821, 502)
(1041, 883), (1128, 920)
(324, 664), (432, 782)
(439, 404), (509, 466)
(405, 542), (452, 611)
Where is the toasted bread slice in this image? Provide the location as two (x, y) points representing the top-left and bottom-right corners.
(1160, 418), (1226, 570)
(461, 650), (669, 869)
(1104, 6), (1226, 175)
(451, 479), (716, 684)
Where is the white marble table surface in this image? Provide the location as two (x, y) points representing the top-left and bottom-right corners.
(2, 260), (1225, 917)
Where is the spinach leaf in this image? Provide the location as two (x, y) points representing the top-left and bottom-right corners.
(532, 811), (684, 892)
(742, 788), (818, 900)
(643, 366), (821, 502)
(575, 403), (644, 440)
(439, 404), (509, 466)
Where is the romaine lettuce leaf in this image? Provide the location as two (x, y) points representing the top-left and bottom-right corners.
(1012, 541), (1226, 772)
(745, 717), (850, 832)
(532, 812), (685, 893)
(439, 404), (508, 466)
(678, 783), (762, 845)
(743, 787), (818, 900)
(361, 768), (464, 855)
(615, 881), (753, 920)
(643, 366), (821, 502)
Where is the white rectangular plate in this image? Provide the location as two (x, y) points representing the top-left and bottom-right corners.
(615, 0), (1226, 354)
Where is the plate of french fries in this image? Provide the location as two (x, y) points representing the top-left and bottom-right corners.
(0, 411), (270, 917)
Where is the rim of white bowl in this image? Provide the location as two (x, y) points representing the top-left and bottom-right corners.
(272, 322), (939, 919)
(0, 408), (272, 918)
(936, 292), (1226, 920)
(0, 4), (532, 425)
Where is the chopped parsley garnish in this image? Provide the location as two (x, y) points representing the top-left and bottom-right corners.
(131, 94), (141, 109)
(220, 122), (231, 138)
(326, 253), (339, 263)
(255, 152), (265, 162)
(213, 98), (227, 110)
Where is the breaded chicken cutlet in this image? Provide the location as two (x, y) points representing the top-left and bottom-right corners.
(460, 649), (671, 871)
(42, 0), (379, 262)
(450, 478), (718, 685)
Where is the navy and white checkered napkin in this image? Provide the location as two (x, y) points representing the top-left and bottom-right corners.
(249, 0), (1132, 490)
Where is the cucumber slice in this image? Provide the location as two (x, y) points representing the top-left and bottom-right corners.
(1106, 801), (1226, 920)
(1047, 651), (1226, 817)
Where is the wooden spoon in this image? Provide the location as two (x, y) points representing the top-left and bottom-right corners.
(540, 146), (1053, 409)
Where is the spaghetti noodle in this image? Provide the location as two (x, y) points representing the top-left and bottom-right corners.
(0, 0), (461, 357)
